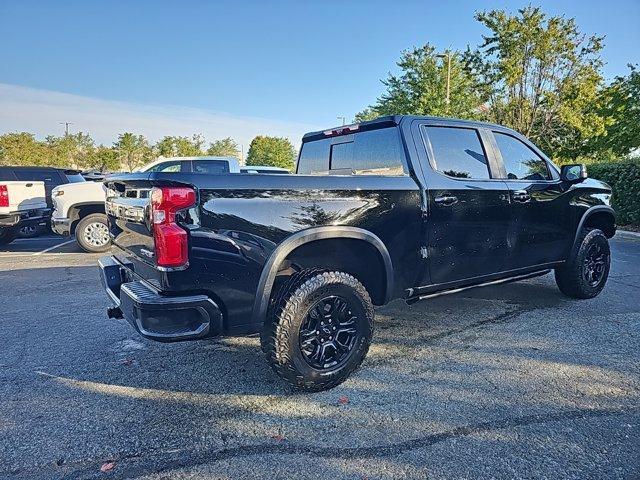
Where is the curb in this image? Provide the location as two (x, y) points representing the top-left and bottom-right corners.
(616, 230), (640, 239)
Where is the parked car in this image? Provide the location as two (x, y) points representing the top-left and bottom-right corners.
(240, 166), (290, 174)
(50, 157), (246, 252)
(0, 180), (48, 245)
(51, 181), (109, 253)
(100, 116), (615, 391)
(139, 156), (241, 174)
(0, 166), (86, 237)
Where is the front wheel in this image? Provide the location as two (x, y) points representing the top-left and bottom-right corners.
(555, 228), (611, 299)
(261, 270), (374, 391)
(75, 213), (111, 253)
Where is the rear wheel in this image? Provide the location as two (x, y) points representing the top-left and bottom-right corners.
(555, 228), (610, 299)
(0, 227), (17, 246)
(75, 213), (111, 253)
(19, 224), (42, 238)
(261, 270), (374, 391)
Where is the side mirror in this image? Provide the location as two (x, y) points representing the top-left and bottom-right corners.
(561, 164), (588, 183)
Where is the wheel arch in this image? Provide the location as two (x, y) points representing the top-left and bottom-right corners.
(251, 226), (394, 325)
(69, 202), (106, 234)
(571, 205), (616, 254)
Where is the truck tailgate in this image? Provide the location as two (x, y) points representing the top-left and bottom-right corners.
(0, 181), (47, 214)
(105, 181), (155, 266)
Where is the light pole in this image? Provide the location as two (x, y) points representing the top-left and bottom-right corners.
(59, 122), (74, 136)
(337, 116), (346, 126)
(436, 53), (452, 111)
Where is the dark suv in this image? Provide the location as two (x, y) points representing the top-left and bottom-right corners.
(99, 116), (615, 391)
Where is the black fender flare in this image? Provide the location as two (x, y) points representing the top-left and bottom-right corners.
(570, 205), (616, 254)
(250, 226), (394, 324)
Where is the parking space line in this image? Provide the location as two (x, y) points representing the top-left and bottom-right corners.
(32, 239), (76, 256)
(12, 236), (60, 242)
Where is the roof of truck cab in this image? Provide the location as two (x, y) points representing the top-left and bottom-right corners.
(0, 166), (81, 173)
(302, 115), (516, 142)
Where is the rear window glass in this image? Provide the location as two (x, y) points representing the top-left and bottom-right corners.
(14, 170), (58, 185)
(193, 160), (230, 174)
(0, 169), (18, 181)
(297, 140), (330, 174)
(64, 173), (86, 183)
(424, 126), (490, 179)
(297, 127), (406, 175)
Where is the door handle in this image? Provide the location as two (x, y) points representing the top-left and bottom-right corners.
(512, 190), (531, 202)
(434, 195), (458, 206)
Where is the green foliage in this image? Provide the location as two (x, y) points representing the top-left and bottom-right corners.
(472, 6), (606, 160)
(588, 159), (640, 226)
(207, 137), (240, 158)
(114, 133), (152, 172)
(0, 132), (50, 166)
(86, 145), (120, 172)
(355, 44), (484, 122)
(155, 134), (206, 158)
(45, 132), (94, 168)
(246, 136), (296, 170)
(588, 65), (640, 158)
(0, 131), (246, 172)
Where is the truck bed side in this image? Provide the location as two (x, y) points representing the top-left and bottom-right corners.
(105, 172), (423, 333)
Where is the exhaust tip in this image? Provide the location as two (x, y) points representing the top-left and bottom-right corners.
(107, 306), (123, 319)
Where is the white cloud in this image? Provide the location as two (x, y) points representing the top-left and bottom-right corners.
(0, 83), (320, 149)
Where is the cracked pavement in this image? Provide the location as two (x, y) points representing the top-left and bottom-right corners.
(1, 234), (639, 479)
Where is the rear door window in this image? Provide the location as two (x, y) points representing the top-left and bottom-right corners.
(424, 126), (490, 179)
(493, 132), (552, 181)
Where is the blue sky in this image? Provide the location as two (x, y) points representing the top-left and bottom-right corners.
(0, 0), (638, 146)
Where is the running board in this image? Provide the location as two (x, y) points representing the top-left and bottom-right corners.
(406, 270), (551, 304)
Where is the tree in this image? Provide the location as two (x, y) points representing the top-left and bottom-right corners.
(0, 133), (50, 166)
(155, 134), (205, 158)
(207, 137), (240, 159)
(45, 132), (94, 168)
(114, 133), (152, 171)
(589, 65), (640, 158)
(246, 136), (296, 170)
(354, 44), (485, 122)
(85, 145), (120, 172)
(470, 6), (606, 159)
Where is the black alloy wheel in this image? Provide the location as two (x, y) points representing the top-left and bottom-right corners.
(299, 295), (359, 369)
(583, 242), (608, 287)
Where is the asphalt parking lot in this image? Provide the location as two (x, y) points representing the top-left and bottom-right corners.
(1, 234), (639, 479)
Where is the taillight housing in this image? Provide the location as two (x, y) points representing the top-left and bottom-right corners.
(0, 185), (8, 208)
(150, 186), (196, 268)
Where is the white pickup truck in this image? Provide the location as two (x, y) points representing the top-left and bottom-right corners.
(51, 156), (243, 252)
(0, 181), (49, 245)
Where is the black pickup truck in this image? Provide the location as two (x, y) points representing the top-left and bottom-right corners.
(100, 116), (615, 391)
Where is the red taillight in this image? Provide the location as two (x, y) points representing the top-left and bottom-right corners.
(0, 185), (8, 208)
(150, 186), (196, 268)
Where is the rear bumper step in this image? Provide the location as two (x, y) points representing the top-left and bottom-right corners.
(99, 256), (223, 342)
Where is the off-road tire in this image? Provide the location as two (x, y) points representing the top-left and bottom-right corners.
(18, 224), (42, 238)
(555, 228), (610, 299)
(0, 227), (17, 246)
(75, 213), (111, 253)
(261, 270), (374, 391)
